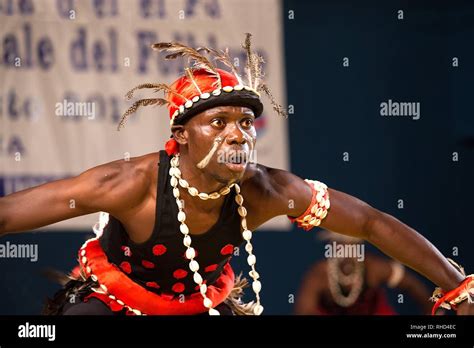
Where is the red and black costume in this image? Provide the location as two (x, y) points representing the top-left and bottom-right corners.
(101, 151), (242, 298)
(45, 151), (243, 315)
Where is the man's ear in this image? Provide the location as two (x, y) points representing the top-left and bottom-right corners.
(171, 125), (187, 145)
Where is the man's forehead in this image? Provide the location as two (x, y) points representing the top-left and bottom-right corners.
(204, 106), (255, 116)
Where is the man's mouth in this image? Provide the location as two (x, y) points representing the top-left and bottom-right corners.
(220, 151), (249, 171)
(226, 151), (248, 162)
(226, 156), (246, 164)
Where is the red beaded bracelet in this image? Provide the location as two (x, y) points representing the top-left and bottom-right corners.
(288, 179), (330, 231)
(431, 275), (474, 315)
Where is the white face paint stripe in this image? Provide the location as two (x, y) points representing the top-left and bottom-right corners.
(196, 136), (224, 169)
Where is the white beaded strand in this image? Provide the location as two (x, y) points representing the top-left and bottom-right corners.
(170, 155), (234, 201)
(234, 183), (264, 315)
(170, 154), (263, 315)
(169, 166), (217, 315)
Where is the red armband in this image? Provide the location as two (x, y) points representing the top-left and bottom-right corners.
(288, 179), (330, 231)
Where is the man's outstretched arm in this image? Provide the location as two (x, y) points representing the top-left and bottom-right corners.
(323, 188), (464, 292)
(263, 167), (472, 314)
(0, 158), (150, 235)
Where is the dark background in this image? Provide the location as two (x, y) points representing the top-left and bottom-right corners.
(1, 0), (473, 315)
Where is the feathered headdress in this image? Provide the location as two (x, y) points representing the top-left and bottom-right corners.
(118, 33), (287, 155)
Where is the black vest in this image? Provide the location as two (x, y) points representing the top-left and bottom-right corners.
(100, 150), (244, 297)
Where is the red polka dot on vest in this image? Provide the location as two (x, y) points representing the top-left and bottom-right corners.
(152, 244), (167, 256)
(141, 260), (155, 269)
(173, 269), (188, 279)
(220, 244), (234, 256)
(119, 261), (132, 274)
(146, 281), (160, 289)
(172, 282), (185, 293)
(204, 264), (218, 272)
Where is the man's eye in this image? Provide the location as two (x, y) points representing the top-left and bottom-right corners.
(211, 119), (225, 128)
(241, 118), (254, 128)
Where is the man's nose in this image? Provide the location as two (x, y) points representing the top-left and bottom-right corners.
(226, 124), (247, 146)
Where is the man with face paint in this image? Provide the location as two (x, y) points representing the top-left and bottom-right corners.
(0, 35), (473, 316)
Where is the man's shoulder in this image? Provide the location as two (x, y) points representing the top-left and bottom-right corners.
(111, 151), (159, 173)
(125, 152), (161, 176)
(78, 152), (160, 213)
(240, 163), (311, 221)
(242, 163), (296, 194)
(240, 163), (297, 207)
(82, 152), (160, 193)
(241, 163), (272, 194)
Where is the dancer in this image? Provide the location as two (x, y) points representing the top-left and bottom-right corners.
(0, 34), (472, 315)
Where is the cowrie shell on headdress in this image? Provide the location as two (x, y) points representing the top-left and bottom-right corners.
(234, 84), (244, 91)
(222, 86), (234, 93)
(212, 89), (221, 96)
(184, 100), (193, 108)
(201, 92), (211, 99)
(192, 95), (200, 102)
